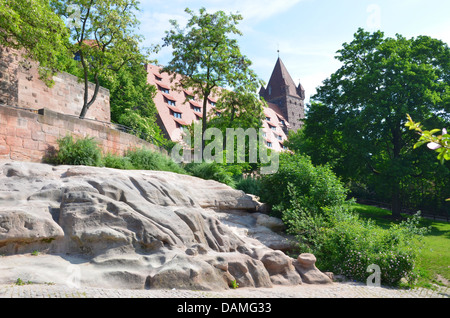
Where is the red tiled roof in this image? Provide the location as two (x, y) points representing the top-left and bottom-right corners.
(189, 100), (201, 108)
(262, 58), (302, 100)
(157, 83), (171, 90)
(162, 93), (176, 101)
(173, 118), (189, 126)
(167, 105), (183, 113)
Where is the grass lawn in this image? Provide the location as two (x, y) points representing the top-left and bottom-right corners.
(349, 203), (450, 288)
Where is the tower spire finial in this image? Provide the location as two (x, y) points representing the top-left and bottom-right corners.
(277, 43), (280, 58)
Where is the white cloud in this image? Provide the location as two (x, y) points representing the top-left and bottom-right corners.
(138, 0), (304, 29)
(204, 0), (303, 23)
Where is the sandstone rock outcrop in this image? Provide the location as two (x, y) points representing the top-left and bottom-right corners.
(294, 253), (333, 284)
(0, 161), (331, 290)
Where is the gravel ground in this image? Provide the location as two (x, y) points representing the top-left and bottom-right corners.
(0, 281), (448, 298)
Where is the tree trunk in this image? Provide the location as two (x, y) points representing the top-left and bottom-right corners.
(391, 182), (402, 219)
(391, 123), (403, 219)
(79, 74), (100, 119)
(201, 95), (208, 155)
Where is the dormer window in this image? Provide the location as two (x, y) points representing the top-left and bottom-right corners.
(155, 75), (162, 81)
(176, 122), (185, 131)
(167, 99), (176, 106)
(266, 117), (271, 122)
(184, 91), (194, 100)
(193, 106), (201, 113)
(157, 83), (170, 94)
(208, 98), (217, 107)
(172, 111), (182, 119)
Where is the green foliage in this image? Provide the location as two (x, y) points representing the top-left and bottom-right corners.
(45, 135), (102, 167)
(302, 28), (450, 217)
(125, 148), (186, 174)
(349, 202), (450, 287)
(0, 0), (69, 86)
(259, 152), (348, 218)
(51, 0), (151, 118)
(210, 88), (266, 131)
(406, 114), (450, 164)
(230, 280), (239, 289)
(45, 134), (186, 174)
(317, 212), (429, 286)
(260, 151), (428, 286)
(102, 153), (134, 170)
(99, 60), (169, 149)
(184, 162), (235, 187)
(163, 7), (262, 151)
(234, 176), (263, 197)
(15, 278), (33, 286)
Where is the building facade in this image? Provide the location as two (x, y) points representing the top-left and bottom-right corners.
(147, 58), (305, 152)
(259, 58), (306, 132)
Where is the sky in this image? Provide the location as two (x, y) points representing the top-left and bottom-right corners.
(136, 0), (450, 104)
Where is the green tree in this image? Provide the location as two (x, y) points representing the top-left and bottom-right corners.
(0, 0), (69, 85)
(211, 88), (266, 131)
(51, 0), (149, 119)
(97, 60), (168, 147)
(301, 29), (450, 218)
(162, 7), (262, 152)
(209, 87), (267, 171)
(406, 115), (450, 202)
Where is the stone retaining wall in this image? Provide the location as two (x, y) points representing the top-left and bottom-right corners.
(0, 106), (164, 162)
(0, 46), (110, 122)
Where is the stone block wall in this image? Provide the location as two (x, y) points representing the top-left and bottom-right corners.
(0, 47), (20, 107)
(0, 46), (110, 122)
(0, 106), (165, 163)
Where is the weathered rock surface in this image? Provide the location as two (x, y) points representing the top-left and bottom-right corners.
(294, 253), (333, 285)
(0, 161), (331, 290)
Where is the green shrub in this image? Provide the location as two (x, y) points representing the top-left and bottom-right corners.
(184, 162), (236, 187)
(126, 148), (186, 174)
(261, 152), (428, 286)
(44, 135), (186, 175)
(45, 135), (102, 167)
(260, 153), (348, 218)
(316, 213), (428, 286)
(284, 187), (428, 286)
(235, 176), (263, 197)
(102, 153), (134, 170)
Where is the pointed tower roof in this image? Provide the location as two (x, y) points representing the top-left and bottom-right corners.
(262, 58), (304, 101)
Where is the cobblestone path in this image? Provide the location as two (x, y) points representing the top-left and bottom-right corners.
(0, 282), (448, 298)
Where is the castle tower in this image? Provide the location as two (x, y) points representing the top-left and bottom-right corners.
(259, 58), (305, 131)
